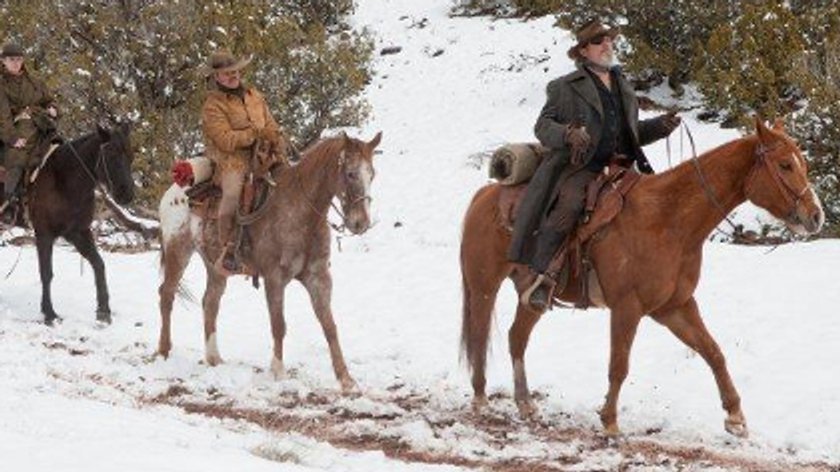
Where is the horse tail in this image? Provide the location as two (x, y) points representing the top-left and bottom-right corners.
(459, 185), (502, 375)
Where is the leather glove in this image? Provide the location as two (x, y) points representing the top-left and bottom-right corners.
(565, 124), (591, 165)
(660, 111), (681, 135)
(255, 126), (280, 143)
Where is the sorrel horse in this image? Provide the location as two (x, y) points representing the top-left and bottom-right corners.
(460, 118), (823, 436)
(16, 123), (135, 326)
(157, 132), (382, 392)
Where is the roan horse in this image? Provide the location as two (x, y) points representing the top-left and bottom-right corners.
(460, 118), (823, 437)
(9, 123), (135, 326)
(157, 132), (382, 392)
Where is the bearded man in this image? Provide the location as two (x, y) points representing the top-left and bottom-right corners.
(508, 20), (681, 310)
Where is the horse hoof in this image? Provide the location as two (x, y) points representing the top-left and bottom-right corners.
(205, 354), (224, 366)
(725, 419), (749, 438)
(96, 310), (112, 324)
(603, 423), (621, 438)
(44, 315), (63, 327)
(340, 377), (359, 395)
(516, 400), (538, 419)
(471, 395), (489, 413)
(270, 360), (286, 380)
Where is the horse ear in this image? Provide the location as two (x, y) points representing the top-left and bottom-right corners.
(754, 115), (770, 141)
(368, 131), (382, 151)
(97, 124), (111, 142)
(772, 117), (785, 131)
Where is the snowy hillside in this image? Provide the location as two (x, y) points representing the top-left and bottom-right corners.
(1, 1), (837, 471)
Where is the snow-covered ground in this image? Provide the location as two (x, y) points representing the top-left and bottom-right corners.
(1, 0), (838, 470)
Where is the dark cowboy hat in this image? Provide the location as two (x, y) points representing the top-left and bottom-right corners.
(1, 43), (25, 58)
(566, 20), (619, 60)
(202, 49), (252, 76)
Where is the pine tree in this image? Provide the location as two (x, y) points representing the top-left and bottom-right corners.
(0, 1), (373, 206)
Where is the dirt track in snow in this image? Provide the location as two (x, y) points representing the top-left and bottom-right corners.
(141, 380), (837, 472)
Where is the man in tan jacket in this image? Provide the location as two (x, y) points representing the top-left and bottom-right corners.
(201, 49), (284, 273)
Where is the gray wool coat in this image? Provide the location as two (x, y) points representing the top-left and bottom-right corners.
(508, 63), (672, 264)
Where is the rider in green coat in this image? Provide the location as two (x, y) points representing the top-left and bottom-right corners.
(0, 42), (59, 219)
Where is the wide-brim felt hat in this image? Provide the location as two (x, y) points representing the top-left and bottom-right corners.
(566, 20), (619, 60)
(1, 43), (25, 58)
(202, 49), (252, 75)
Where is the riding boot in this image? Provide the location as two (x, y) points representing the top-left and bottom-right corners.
(2, 166), (23, 224)
(521, 228), (568, 310)
(215, 212), (242, 274)
(520, 274), (558, 311)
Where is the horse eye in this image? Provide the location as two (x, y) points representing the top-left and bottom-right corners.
(347, 170), (359, 180)
(780, 161), (793, 172)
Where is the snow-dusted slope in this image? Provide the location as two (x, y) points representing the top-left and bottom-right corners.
(0, 1), (836, 470)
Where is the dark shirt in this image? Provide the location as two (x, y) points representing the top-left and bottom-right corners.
(585, 68), (635, 171)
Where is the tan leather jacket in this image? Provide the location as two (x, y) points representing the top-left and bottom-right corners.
(201, 84), (281, 173)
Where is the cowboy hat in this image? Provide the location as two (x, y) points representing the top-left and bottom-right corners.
(566, 20), (619, 60)
(202, 49), (252, 76)
(1, 43), (25, 58)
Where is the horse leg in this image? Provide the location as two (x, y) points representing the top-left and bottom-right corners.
(652, 297), (747, 437)
(35, 233), (59, 325)
(599, 302), (643, 436)
(65, 229), (111, 323)
(157, 235), (193, 358)
(201, 264), (228, 366)
(509, 274), (545, 418)
(300, 268), (356, 393)
(263, 270), (292, 380)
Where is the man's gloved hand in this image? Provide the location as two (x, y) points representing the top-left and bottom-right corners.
(565, 124), (591, 165)
(255, 126), (280, 143)
(660, 111), (681, 135)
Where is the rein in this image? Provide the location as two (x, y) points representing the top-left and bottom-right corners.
(684, 123), (742, 240)
(65, 139), (115, 198)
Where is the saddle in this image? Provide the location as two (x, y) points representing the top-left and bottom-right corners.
(0, 142), (62, 226)
(174, 137), (288, 278)
(500, 163), (642, 308)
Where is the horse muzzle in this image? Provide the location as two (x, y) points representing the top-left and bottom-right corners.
(787, 197), (824, 235)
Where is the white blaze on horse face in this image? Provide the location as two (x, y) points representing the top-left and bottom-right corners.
(360, 160), (374, 216)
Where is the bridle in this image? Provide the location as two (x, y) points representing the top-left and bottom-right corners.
(743, 143), (811, 222)
(297, 147), (373, 233)
(685, 124), (810, 240)
(66, 139), (118, 196)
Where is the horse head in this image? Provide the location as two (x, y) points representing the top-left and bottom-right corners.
(96, 122), (135, 205)
(334, 131), (382, 235)
(743, 117), (824, 235)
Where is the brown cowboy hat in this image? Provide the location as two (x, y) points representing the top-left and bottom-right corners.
(1, 43), (25, 58)
(566, 20), (619, 60)
(202, 49), (252, 76)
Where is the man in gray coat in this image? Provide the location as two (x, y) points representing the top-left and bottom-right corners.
(509, 20), (681, 310)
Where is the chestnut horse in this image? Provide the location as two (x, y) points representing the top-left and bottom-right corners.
(460, 118), (823, 436)
(157, 132), (382, 392)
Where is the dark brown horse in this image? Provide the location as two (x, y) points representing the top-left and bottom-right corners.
(22, 124), (135, 325)
(460, 118), (823, 436)
(157, 132), (382, 392)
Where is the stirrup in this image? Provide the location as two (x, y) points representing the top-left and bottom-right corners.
(520, 274), (555, 311)
(214, 243), (242, 276)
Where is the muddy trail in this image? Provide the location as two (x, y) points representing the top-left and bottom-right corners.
(138, 379), (836, 472)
